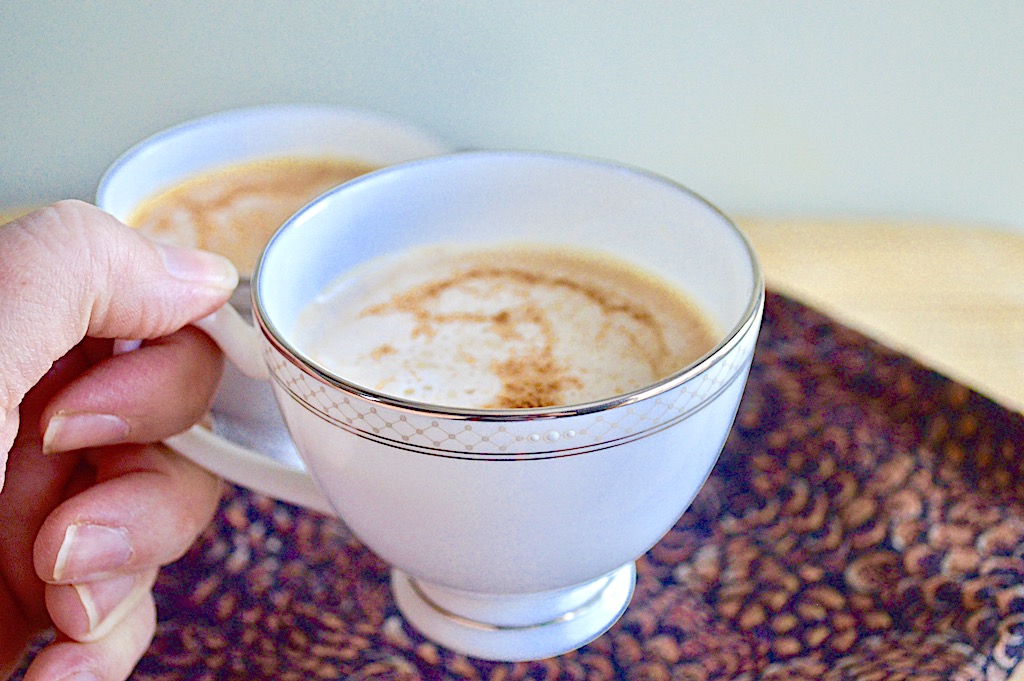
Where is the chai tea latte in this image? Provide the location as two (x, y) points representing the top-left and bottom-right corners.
(292, 243), (718, 409)
(128, 156), (377, 275)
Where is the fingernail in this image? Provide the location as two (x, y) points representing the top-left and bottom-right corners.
(112, 338), (142, 355)
(42, 412), (130, 454)
(57, 672), (100, 681)
(53, 523), (133, 582)
(73, 573), (141, 641)
(157, 242), (238, 289)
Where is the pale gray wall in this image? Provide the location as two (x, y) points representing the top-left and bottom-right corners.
(3, 1), (1022, 231)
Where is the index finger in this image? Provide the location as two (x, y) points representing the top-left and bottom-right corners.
(0, 201), (237, 449)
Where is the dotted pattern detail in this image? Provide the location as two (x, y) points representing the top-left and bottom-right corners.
(263, 320), (760, 457)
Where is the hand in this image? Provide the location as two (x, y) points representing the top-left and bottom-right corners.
(0, 201), (238, 680)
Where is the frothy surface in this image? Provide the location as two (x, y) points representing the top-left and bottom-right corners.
(292, 244), (718, 409)
(128, 156), (377, 275)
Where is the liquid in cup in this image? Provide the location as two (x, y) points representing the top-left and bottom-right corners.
(292, 242), (719, 410)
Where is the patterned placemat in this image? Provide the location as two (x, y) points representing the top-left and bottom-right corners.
(16, 291), (1024, 679)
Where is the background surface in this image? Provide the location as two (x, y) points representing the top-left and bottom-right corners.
(2, 1), (1022, 231)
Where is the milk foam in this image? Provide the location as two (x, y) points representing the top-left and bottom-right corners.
(129, 156), (376, 275)
(291, 244), (718, 409)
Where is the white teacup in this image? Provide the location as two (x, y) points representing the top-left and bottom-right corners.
(96, 105), (449, 473)
(187, 151), (764, 661)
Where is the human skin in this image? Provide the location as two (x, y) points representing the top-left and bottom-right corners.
(0, 201), (238, 681)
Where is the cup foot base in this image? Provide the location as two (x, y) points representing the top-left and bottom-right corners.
(391, 563), (636, 662)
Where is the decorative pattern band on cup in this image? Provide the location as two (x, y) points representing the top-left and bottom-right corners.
(260, 309), (761, 461)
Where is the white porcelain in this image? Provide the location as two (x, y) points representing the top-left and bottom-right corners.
(186, 151), (764, 661)
(95, 104), (449, 509)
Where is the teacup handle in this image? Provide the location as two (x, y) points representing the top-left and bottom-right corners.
(193, 305), (270, 381)
(162, 305), (336, 516)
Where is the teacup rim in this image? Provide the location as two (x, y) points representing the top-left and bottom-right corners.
(251, 150), (765, 421)
(95, 102), (450, 222)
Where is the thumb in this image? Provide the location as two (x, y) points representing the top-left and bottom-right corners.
(0, 200), (238, 434)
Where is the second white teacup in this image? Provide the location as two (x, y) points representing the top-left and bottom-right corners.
(96, 105), (449, 463)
